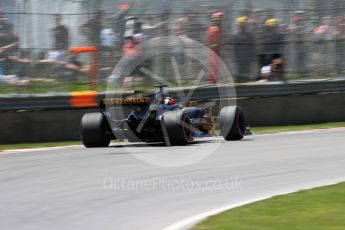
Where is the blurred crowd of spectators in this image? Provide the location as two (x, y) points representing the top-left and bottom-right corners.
(1, 6), (345, 86)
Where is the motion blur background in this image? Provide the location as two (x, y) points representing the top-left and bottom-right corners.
(1, 0), (345, 93)
(1, 0), (345, 144)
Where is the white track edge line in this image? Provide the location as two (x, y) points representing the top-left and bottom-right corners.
(1, 127), (344, 154)
(254, 127), (345, 137)
(1, 145), (84, 154)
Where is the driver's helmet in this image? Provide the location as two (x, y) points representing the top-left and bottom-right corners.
(163, 97), (176, 106)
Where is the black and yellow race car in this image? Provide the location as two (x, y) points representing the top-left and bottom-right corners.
(80, 85), (246, 147)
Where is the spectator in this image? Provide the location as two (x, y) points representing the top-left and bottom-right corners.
(313, 16), (334, 71)
(289, 11), (308, 74)
(182, 11), (205, 80)
(261, 18), (284, 54)
(258, 57), (284, 82)
(0, 43), (30, 84)
(172, 15), (189, 36)
(120, 18), (148, 88)
(171, 14), (189, 71)
(258, 16), (285, 77)
(0, 54), (20, 84)
(122, 19), (147, 55)
(0, 9), (15, 47)
(0, 54), (5, 76)
(246, 9), (265, 78)
(100, 19), (117, 68)
(81, 10), (103, 47)
(233, 16), (255, 82)
(247, 9), (264, 39)
(64, 52), (91, 78)
(32, 50), (91, 82)
(51, 14), (69, 51)
(333, 15), (345, 74)
(262, 9), (275, 25)
(206, 12), (225, 84)
(185, 11), (204, 43)
(142, 16), (167, 38)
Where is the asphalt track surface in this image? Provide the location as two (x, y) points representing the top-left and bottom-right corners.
(1, 129), (345, 230)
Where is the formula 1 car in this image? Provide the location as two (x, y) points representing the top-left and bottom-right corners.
(80, 85), (246, 147)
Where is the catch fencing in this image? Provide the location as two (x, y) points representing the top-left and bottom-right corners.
(1, 0), (345, 93)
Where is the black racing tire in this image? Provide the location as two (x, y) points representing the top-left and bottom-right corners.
(80, 113), (111, 148)
(219, 106), (246, 141)
(163, 111), (192, 146)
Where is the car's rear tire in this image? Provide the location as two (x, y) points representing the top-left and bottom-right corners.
(80, 113), (111, 148)
(163, 111), (192, 146)
(219, 106), (246, 141)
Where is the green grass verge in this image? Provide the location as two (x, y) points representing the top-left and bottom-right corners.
(193, 182), (345, 230)
(252, 122), (345, 134)
(0, 141), (81, 151)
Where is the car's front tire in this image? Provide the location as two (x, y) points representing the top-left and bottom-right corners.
(80, 113), (111, 148)
(219, 106), (246, 141)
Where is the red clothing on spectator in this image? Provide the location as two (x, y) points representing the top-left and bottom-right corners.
(122, 39), (135, 55)
(206, 25), (223, 84)
(122, 33), (146, 56)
